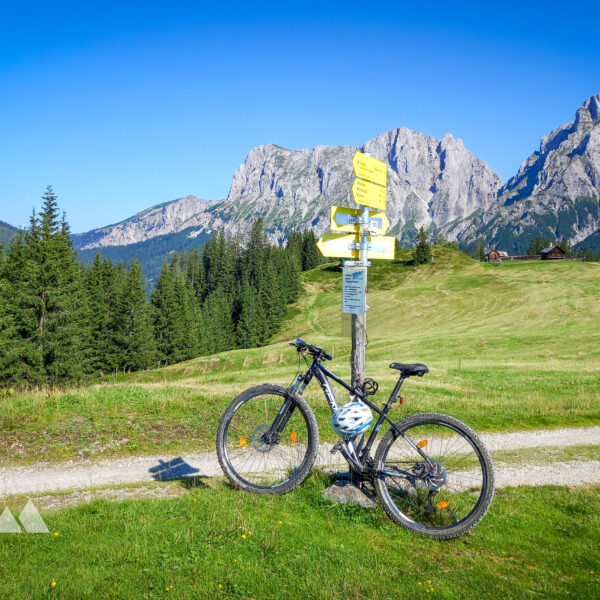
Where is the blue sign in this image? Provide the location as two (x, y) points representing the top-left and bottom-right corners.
(342, 267), (366, 314)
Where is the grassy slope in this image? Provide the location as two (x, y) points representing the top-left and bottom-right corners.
(0, 478), (598, 599)
(1, 248), (599, 465)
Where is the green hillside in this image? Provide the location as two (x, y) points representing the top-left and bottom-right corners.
(2, 247), (599, 465)
(76, 227), (212, 285)
(0, 220), (18, 247)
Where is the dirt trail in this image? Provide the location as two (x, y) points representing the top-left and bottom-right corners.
(1, 426), (599, 497)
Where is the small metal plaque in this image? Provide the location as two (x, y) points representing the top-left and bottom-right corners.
(342, 267), (366, 314)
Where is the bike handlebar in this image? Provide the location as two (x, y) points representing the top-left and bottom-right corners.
(289, 338), (332, 361)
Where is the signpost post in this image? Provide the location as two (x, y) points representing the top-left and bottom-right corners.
(317, 150), (393, 389)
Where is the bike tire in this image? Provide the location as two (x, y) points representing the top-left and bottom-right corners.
(374, 412), (494, 539)
(216, 384), (319, 495)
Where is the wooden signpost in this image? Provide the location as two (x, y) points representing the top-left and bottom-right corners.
(317, 150), (394, 387)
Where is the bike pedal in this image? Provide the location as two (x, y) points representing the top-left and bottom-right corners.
(330, 441), (344, 454)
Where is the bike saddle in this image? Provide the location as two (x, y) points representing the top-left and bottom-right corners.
(389, 363), (429, 377)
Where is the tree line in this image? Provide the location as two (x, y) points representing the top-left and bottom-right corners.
(0, 188), (323, 387)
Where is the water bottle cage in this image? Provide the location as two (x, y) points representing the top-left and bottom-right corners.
(362, 378), (378, 396)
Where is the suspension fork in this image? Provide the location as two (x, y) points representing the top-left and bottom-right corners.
(266, 371), (312, 437)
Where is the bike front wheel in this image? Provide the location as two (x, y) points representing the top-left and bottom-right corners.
(374, 412), (494, 539)
(216, 384), (319, 494)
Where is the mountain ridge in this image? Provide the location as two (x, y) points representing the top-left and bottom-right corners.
(72, 92), (600, 257)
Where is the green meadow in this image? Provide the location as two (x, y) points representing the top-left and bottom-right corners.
(2, 248), (600, 599)
(0, 477), (598, 599)
(1, 247), (599, 465)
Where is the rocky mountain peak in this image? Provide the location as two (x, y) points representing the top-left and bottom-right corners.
(576, 93), (600, 127)
(458, 92), (600, 252)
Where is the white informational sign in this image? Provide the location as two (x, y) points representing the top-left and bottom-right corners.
(342, 267), (366, 314)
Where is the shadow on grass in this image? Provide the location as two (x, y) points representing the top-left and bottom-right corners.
(178, 476), (210, 490)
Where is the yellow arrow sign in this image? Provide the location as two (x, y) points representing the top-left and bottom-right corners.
(317, 233), (359, 259)
(352, 151), (388, 188)
(317, 233), (396, 260)
(367, 235), (396, 260)
(352, 178), (387, 211)
(330, 206), (390, 234)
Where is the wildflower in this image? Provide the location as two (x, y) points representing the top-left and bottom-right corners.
(427, 580), (432, 584)
(51, 581), (57, 587)
(218, 584), (223, 589)
(241, 534), (246, 539)
(54, 532), (59, 537)
(278, 520), (283, 524)
(418, 582), (422, 585)
(248, 531), (253, 535)
(233, 559), (237, 563)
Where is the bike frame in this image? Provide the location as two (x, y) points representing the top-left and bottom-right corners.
(276, 355), (434, 477)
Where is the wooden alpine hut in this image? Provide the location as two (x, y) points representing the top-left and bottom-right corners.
(540, 246), (566, 260)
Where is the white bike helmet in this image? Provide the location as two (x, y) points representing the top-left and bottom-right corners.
(331, 401), (373, 437)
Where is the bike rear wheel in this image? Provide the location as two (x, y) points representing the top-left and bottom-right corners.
(375, 412), (494, 539)
(216, 384), (319, 494)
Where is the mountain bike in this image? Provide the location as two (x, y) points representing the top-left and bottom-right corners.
(216, 339), (495, 539)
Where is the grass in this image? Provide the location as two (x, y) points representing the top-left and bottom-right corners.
(1, 248), (599, 465)
(0, 476), (598, 599)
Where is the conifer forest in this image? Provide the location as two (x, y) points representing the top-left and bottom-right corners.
(0, 188), (323, 386)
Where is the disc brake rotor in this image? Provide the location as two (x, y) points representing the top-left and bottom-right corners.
(412, 459), (447, 490)
(251, 425), (278, 453)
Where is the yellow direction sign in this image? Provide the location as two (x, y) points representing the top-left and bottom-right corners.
(317, 233), (359, 259)
(352, 151), (388, 188)
(330, 206), (390, 234)
(317, 233), (396, 260)
(352, 178), (387, 211)
(368, 235), (395, 260)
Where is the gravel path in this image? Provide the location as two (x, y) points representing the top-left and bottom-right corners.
(1, 426), (599, 496)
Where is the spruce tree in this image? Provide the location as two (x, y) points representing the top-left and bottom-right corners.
(84, 253), (123, 374)
(301, 230), (321, 271)
(244, 218), (268, 284)
(152, 257), (202, 364)
(257, 260), (285, 343)
(0, 188), (90, 385)
(413, 227), (432, 265)
(114, 259), (156, 371)
(473, 243), (486, 262)
(235, 278), (262, 348)
(202, 287), (235, 354)
(285, 231), (303, 270)
(0, 232), (44, 384)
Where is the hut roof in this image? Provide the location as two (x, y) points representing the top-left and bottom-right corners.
(541, 246), (565, 254)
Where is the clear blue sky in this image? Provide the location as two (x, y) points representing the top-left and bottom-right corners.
(1, 1), (599, 233)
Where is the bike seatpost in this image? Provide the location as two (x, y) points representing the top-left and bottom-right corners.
(389, 376), (406, 404)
